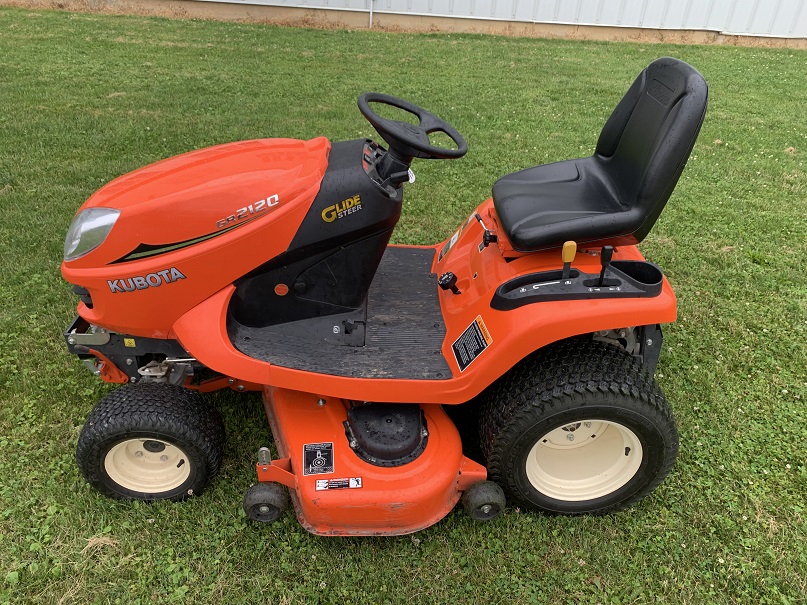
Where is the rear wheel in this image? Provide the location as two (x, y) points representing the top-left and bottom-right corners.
(76, 383), (225, 501)
(480, 338), (678, 515)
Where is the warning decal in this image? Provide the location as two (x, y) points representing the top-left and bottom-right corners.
(303, 442), (334, 476)
(438, 213), (477, 261)
(315, 477), (363, 491)
(452, 315), (493, 372)
(438, 229), (460, 261)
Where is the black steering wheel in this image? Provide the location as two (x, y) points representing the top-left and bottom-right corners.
(358, 93), (467, 161)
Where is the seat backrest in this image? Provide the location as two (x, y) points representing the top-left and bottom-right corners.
(595, 57), (708, 242)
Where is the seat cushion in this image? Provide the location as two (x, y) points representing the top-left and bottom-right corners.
(492, 156), (636, 251)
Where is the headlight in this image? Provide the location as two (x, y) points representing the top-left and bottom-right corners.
(63, 208), (120, 261)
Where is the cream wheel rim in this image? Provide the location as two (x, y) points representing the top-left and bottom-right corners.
(104, 439), (191, 493)
(525, 420), (643, 501)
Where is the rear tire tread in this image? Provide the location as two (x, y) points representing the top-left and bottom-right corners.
(480, 337), (677, 515)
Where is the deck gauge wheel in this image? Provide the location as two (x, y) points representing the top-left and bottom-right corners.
(244, 483), (289, 523)
(462, 481), (506, 521)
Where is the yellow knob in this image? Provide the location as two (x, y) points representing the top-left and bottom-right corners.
(562, 241), (577, 264)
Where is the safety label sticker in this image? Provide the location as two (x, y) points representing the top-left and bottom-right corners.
(452, 315), (493, 372)
(303, 442), (334, 476)
(438, 213), (477, 261)
(438, 229), (460, 262)
(315, 477), (363, 491)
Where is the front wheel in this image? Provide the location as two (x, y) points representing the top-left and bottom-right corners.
(480, 338), (678, 515)
(76, 383), (225, 502)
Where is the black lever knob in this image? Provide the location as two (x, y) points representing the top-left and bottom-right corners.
(599, 245), (614, 286)
(438, 272), (461, 295)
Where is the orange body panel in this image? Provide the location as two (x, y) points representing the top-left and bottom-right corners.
(62, 137), (331, 337)
(171, 198), (675, 404)
(261, 387), (487, 536)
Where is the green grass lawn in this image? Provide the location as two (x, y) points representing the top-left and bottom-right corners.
(1, 6), (805, 604)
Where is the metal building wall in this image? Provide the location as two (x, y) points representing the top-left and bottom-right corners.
(207, 0), (807, 38)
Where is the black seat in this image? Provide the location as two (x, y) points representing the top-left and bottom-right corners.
(492, 57), (708, 251)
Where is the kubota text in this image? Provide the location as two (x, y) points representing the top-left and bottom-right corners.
(108, 267), (186, 293)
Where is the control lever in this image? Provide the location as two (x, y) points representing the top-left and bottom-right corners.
(438, 272), (461, 295)
(599, 245), (614, 287)
(561, 241), (576, 280)
(474, 214), (498, 247)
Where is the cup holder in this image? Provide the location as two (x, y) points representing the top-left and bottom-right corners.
(610, 261), (663, 288)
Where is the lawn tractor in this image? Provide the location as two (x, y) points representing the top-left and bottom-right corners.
(61, 57), (707, 535)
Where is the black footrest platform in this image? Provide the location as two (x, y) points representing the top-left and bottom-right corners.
(228, 247), (452, 380)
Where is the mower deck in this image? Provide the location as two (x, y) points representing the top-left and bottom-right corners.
(228, 247), (452, 380)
